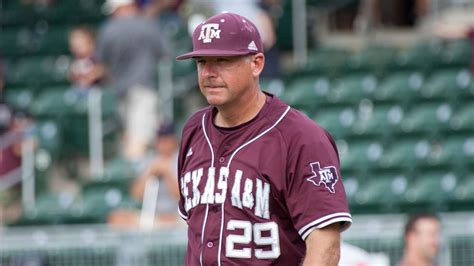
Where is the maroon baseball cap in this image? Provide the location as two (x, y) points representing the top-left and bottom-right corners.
(176, 12), (263, 60)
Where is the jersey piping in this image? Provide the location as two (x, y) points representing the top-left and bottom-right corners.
(298, 212), (352, 240)
(200, 113), (215, 266)
(199, 106), (291, 266)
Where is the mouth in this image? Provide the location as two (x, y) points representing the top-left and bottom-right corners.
(204, 85), (225, 91)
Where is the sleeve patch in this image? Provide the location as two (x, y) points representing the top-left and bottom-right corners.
(306, 162), (339, 194)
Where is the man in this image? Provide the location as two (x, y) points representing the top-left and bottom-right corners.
(107, 122), (181, 228)
(398, 213), (441, 266)
(90, 0), (171, 161)
(176, 12), (352, 265)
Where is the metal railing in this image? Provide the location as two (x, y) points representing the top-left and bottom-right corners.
(1, 213), (474, 266)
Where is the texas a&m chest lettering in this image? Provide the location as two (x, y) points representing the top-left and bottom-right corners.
(181, 166), (270, 219)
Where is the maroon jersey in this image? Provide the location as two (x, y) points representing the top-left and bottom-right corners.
(178, 94), (352, 265)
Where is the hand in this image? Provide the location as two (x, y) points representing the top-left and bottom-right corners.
(150, 157), (172, 177)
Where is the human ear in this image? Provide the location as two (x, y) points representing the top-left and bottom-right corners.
(251, 53), (265, 77)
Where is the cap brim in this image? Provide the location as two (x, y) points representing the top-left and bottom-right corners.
(176, 49), (255, 60)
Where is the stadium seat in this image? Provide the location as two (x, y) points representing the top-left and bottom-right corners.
(326, 74), (377, 105)
(401, 102), (453, 135)
(434, 136), (474, 168)
(298, 47), (350, 78)
(172, 56), (196, 79)
(79, 187), (140, 223)
(31, 87), (76, 117)
(351, 172), (410, 213)
(260, 78), (285, 97)
(461, 80), (474, 99)
(33, 25), (72, 55)
(373, 71), (424, 104)
(6, 56), (71, 87)
(4, 89), (34, 111)
(35, 120), (62, 156)
(442, 38), (472, 67)
(313, 106), (356, 139)
(378, 138), (432, 171)
(83, 157), (137, 194)
(421, 69), (471, 102)
(347, 45), (398, 75)
(401, 171), (458, 210)
(0, 8), (35, 27)
(0, 27), (34, 57)
(450, 102), (474, 131)
(339, 140), (384, 172)
(352, 103), (404, 138)
(451, 173), (474, 211)
(341, 173), (361, 206)
(281, 76), (331, 114)
(395, 40), (444, 71)
(13, 192), (77, 226)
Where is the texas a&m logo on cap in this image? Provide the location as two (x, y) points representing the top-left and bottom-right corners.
(198, 23), (221, 43)
(307, 162), (339, 193)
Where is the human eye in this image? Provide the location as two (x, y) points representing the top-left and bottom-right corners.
(195, 58), (205, 65)
(217, 58), (229, 63)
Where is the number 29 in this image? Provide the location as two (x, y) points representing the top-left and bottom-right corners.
(226, 220), (280, 259)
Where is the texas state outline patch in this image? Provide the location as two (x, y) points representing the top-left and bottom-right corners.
(306, 162), (339, 194)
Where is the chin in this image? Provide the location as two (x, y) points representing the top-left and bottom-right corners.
(205, 95), (226, 106)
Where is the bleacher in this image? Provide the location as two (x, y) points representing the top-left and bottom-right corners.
(1, 0), (474, 265)
(1, 0), (195, 226)
(272, 37), (474, 216)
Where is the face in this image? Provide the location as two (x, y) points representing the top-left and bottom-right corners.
(409, 218), (441, 261)
(156, 135), (178, 156)
(195, 54), (264, 108)
(69, 31), (95, 59)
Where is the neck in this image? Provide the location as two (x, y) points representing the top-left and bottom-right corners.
(114, 5), (139, 17)
(214, 89), (266, 128)
(400, 250), (434, 266)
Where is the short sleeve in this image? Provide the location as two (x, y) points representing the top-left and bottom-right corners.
(285, 128), (352, 240)
(94, 26), (108, 63)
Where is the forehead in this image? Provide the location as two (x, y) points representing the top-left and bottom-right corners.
(414, 218), (440, 230)
(194, 55), (247, 61)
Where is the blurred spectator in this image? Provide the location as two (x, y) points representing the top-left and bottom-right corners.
(90, 0), (172, 162)
(1, 108), (22, 179)
(137, 0), (184, 18)
(470, 27), (474, 74)
(68, 25), (100, 95)
(339, 242), (372, 266)
(107, 121), (180, 229)
(398, 212), (441, 266)
(0, 56), (4, 95)
(355, 0), (432, 34)
(0, 106), (34, 225)
(20, 0), (54, 9)
(1, 109), (35, 179)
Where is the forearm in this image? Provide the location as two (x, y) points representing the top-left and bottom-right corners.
(302, 223), (341, 266)
(162, 169), (180, 199)
(302, 241), (340, 266)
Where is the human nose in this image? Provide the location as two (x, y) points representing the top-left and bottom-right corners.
(199, 61), (217, 78)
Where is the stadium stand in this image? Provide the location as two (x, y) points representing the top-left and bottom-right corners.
(1, 0), (474, 265)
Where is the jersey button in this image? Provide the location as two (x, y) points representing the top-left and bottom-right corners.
(212, 206), (220, 213)
(219, 157), (225, 163)
(207, 241), (214, 248)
